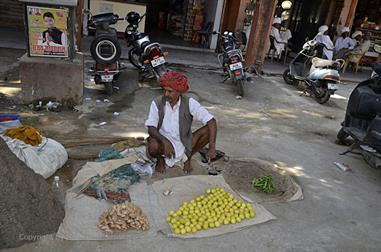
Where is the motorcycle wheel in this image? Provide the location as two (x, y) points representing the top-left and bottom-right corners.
(283, 69), (296, 85)
(236, 79), (244, 97)
(315, 86), (330, 104)
(128, 48), (144, 70)
(105, 82), (113, 95)
(90, 36), (121, 65)
(337, 127), (349, 142)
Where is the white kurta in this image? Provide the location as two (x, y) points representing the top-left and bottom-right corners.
(270, 27), (287, 55)
(145, 97), (214, 167)
(335, 36), (355, 51)
(316, 34), (334, 60)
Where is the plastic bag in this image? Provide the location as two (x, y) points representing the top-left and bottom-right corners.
(130, 161), (154, 177)
(0, 120), (22, 134)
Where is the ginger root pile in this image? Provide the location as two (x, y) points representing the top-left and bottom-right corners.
(4, 125), (42, 146)
(98, 203), (149, 234)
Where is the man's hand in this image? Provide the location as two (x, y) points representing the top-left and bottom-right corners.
(162, 138), (175, 158)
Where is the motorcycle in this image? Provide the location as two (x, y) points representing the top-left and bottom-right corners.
(88, 12), (126, 94)
(337, 62), (381, 169)
(283, 38), (344, 104)
(124, 11), (168, 80)
(214, 31), (246, 97)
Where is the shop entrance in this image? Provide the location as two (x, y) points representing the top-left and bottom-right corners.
(144, 0), (220, 49)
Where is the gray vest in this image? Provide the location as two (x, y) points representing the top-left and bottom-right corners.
(154, 95), (193, 157)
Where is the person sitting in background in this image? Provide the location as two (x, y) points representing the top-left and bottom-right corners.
(345, 32), (371, 62)
(315, 25), (334, 60)
(270, 17), (288, 57)
(334, 27), (355, 59)
(351, 30), (363, 48)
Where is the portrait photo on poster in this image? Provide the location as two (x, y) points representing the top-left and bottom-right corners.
(27, 6), (69, 57)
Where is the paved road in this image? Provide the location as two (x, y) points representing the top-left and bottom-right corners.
(3, 65), (381, 252)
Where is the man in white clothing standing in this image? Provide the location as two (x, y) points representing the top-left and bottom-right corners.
(315, 25), (334, 60)
(145, 71), (217, 174)
(270, 17), (288, 57)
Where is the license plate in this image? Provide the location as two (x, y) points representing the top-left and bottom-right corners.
(101, 74), (114, 82)
(327, 83), (337, 90)
(229, 62), (243, 71)
(151, 56), (165, 67)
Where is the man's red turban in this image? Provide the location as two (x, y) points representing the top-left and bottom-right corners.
(159, 71), (189, 93)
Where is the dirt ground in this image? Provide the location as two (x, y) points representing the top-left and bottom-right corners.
(1, 48), (381, 251)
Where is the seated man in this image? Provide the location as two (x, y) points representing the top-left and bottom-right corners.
(145, 71), (217, 173)
(345, 31), (371, 62)
(334, 26), (355, 59)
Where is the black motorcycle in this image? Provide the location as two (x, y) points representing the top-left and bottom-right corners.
(88, 12), (126, 94)
(124, 11), (168, 80)
(214, 31), (246, 97)
(337, 63), (381, 169)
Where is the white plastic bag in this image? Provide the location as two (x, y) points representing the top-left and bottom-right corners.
(0, 120), (22, 134)
(130, 161), (154, 177)
(1, 135), (68, 178)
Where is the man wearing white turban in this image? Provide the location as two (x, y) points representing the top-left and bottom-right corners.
(334, 26), (356, 59)
(270, 17), (288, 57)
(315, 25), (334, 60)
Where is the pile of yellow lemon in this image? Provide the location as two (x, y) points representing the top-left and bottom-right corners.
(165, 187), (256, 235)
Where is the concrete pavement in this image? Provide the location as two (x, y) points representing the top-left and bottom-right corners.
(1, 61), (381, 251)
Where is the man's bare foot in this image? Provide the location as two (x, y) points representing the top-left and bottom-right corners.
(156, 158), (166, 173)
(183, 160), (193, 174)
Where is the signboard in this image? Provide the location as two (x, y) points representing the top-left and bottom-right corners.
(26, 6), (69, 57)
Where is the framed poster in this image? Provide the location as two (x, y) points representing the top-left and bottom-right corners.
(27, 6), (69, 57)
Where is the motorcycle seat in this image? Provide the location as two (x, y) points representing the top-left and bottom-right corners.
(311, 57), (336, 68)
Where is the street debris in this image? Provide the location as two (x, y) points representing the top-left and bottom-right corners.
(113, 112), (120, 116)
(46, 101), (62, 112)
(333, 162), (353, 172)
(163, 188), (173, 196)
(99, 122), (107, 126)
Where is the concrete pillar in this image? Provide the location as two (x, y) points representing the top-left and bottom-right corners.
(244, 0), (278, 72)
(234, 0), (250, 31)
(210, 0), (225, 50)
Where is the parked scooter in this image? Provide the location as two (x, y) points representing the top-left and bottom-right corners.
(124, 11), (168, 80)
(283, 39), (344, 104)
(214, 31), (246, 97)
(337, 63), (381, 169)
(88, 12), (126, 94)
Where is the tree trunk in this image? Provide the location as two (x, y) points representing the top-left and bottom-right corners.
(0, 138), (65, 249)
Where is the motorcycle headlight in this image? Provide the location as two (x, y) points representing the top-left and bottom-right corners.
(228, 32), (233, 36)
(223, 31), (228, 35)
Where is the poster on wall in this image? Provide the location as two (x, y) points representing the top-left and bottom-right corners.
(27, 6), (69, 57)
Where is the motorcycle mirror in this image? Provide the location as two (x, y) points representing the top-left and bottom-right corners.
(140, 13), (147, 22)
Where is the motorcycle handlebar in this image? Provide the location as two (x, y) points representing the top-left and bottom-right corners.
(212, 31), (238, 41)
